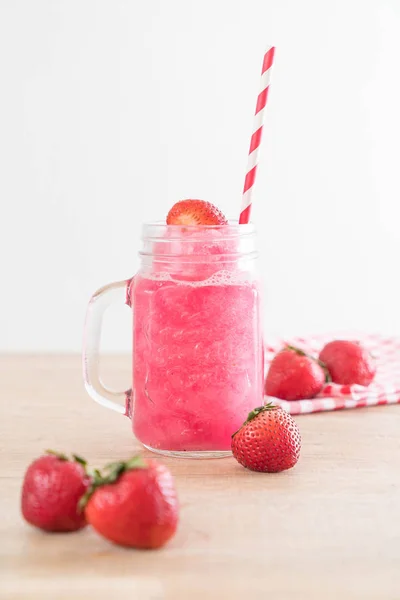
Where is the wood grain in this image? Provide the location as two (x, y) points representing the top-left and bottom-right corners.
(1, 355), (399, 600)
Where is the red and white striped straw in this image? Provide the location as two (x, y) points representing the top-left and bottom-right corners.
(239, 46), (275, 224)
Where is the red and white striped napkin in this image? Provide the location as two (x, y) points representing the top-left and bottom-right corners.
(264, 334), (400, 415)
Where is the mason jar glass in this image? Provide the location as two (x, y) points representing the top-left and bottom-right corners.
(83, 222), (264, 458)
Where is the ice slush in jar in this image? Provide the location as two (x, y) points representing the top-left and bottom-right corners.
(83, 201), (264, 458)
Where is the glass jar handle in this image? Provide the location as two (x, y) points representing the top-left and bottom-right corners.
(83, 278), (133, 417)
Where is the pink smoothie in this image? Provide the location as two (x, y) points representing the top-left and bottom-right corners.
(132, 270), (263, 452)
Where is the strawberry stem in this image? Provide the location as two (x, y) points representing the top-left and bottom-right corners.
(72, 454), (88, 468)
(285, 345), (331, 383)
(46, 450), (69, 461)
(232, 402), (278, 437)
(46, 450), (89, 474)
(316, 358), (332, 383)
(245, 402), (278, 422)
(285, 345), (306, 356)
(125, 455), (147, 470)
(78, 454), (148, 511)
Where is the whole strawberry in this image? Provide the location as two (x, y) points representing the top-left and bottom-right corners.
(83, 456), (178, 549)
(319, 340), (376, 386)
(232, 404), (301, 473)
(265, 345), (327, 401)
(166, 199), (227, 226)
(21, 451), (90, 532)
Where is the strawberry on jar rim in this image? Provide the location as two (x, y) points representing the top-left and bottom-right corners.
(166, 199), (228, 226)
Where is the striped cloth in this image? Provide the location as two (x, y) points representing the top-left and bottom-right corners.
(264, 334), (400, 415)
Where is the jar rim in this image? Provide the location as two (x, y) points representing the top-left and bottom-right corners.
(139, 221), (257, 260)
(142, 221), (256, 239)
(143, 220), (255, 228)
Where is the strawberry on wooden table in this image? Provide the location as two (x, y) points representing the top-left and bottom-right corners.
(21, 450), (90, 532)
(319, 340), (376, 386)
(82, 455), (179, 549)
(166, 199), (228, 226)
(265, 345), (327, 401)
(231, 404), (301, 473)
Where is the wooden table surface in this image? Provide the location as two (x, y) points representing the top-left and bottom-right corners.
(1, 355), (399, 600)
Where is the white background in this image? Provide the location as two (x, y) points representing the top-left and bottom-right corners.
(1, 0), (399, 352)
